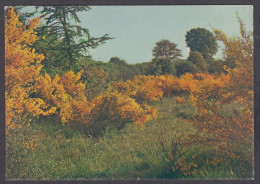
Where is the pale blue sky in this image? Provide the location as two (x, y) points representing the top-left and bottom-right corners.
(77, 5), (253, 64)
(19, 5), (253, 64)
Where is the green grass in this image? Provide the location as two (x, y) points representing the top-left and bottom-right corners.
(6, 97), (253, 179)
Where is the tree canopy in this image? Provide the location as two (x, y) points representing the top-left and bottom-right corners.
(188, 51), (208, 72)
(34, 6), (111, 73)
(152, 39), (182, 61)
(185, 28), (218, 58)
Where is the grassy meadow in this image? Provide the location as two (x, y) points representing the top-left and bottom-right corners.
(6, 97), (253, 179)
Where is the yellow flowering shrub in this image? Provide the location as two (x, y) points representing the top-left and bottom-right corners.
(112, 75), (164, 102)
(189, 19), (254, 157)
(5, 8), (158, 133)
(5, 8), (55, 130)
(161, 138), (198, 177)
(89, 90), (157, 129)
(37, 71), (90, 125)
(131, 75), (164, 102)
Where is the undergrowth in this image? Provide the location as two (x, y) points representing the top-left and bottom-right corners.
(6, 97), (253, 179)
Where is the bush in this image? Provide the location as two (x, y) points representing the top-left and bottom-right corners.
(159, 136), (198, 178)
(86, 90), (157, 136)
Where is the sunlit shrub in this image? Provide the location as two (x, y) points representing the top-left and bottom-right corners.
(37, 71), (91, 125)
(5, 8), (55, 130)
(89, 90), (157, 128)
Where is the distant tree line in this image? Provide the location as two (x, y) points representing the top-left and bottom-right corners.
(11, 6), (235, 100)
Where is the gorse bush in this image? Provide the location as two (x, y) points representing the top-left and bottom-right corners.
(190, 18), (254, 155)
(112, 73), (230, 101)
(5, 8), (158, 134)
(5, 8), (55, 130)
(37, 71), (90, 124)
(160, 137), (198, 178)
(112, 75), (164, 103)
(87, 90), (157, 135)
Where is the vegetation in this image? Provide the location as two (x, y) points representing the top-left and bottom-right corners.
(34, 6), (111, 74)
(152, 39), (182, 61)
(5, 7), (254, 180)
(185, 27), (218, 59)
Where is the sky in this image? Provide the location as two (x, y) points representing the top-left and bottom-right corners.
(76, 5), (253, 64)
(19, 5), (253, 64)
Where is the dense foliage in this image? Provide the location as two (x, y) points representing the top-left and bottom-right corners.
(5, 8), (156, 133)
(33, 6), (111, 74)
(152, 39), (182, 61)
(5, 8), (55, 129)
(185, 28), (218, 59)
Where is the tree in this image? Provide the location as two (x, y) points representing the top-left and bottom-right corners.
(80, 60), (114, 100)
(152, 39), (182, 61)
(208, 59), (225, 74)
(6, 6), (37, 23)
(134, 62), (152, 76)
(109, 57), (127, 65)
(175, 60), (198, 76)
(108, 57), (137, 81)
(34, 6), (111, 72)
(5, 8), (92, 129)
(151, 58), (176, 76)
(188, 51), (208, 72)
(185, 28), (218, 59)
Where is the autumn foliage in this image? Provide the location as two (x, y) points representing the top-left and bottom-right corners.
(112, 75), (164, 102)
(37, 71), (90, 124)
(89, 90), (157, 127)
(112, 62), (253, 151)
(5, 8), (158, 131)
(5, 8), (55, 128)
(190, 18), (254, 149)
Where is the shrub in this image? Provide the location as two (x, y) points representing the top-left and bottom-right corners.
(87, 90), (157, 135)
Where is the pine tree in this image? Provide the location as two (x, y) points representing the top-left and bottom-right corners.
(34, 6), (111, 72)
